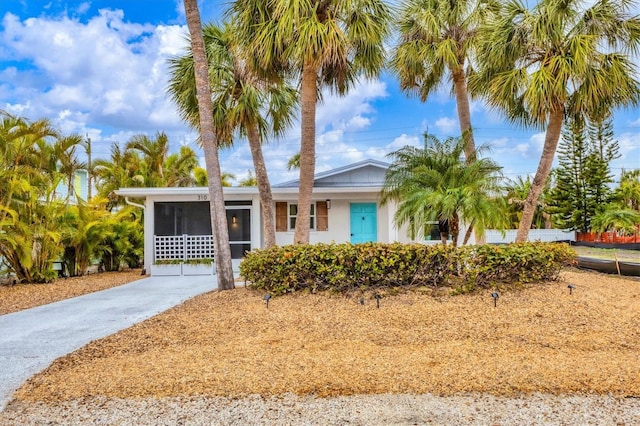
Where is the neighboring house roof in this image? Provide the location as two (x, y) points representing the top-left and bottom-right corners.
(273, 158), (389, 188)
(115, 159), (391, 198)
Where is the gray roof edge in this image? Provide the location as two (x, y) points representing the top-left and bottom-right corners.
(273, 158), (389, 188)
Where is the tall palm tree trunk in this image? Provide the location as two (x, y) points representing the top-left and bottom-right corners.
(246, 123), (276, 247)
(183, 0), (234, 289)
(450, 214), (460, 248)
(452, 68), (476, 161)
(453, 68), (485, 245)
(516, 109), (564, 242)
(294, 63), (318, 244)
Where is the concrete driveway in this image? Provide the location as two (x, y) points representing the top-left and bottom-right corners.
(0, 274), (220, 411)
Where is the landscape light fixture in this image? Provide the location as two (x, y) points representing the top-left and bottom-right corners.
(491, 292), (499, 307)
(264, 293), (271, 308)
(359, 297), (365, 305)
(374, 294), (382, 308)
(568, 284), (575, 295)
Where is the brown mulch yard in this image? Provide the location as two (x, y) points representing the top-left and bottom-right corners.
(0, 269), (144, 315)
(14, 269), (640, 403)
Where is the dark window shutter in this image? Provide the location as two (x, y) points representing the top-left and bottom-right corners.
(276, 202), (287, 232)
(316, 201), (328, 231)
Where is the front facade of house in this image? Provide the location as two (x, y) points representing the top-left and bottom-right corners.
(116, 159), (414, 275)
(115, 158), (576, 276)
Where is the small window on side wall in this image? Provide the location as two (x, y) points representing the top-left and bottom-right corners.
(289, 203), (315, 230)
(275, 201), (328, 232)
(425, 221), (451, 241)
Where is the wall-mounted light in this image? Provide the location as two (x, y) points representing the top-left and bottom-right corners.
(326, 199), (331, 209)
(232, 214), (237, 224)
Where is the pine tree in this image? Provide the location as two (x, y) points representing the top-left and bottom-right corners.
(585, 113), (618, 209)
(547, 113), (619, 231)
(548, 116), (588, 231)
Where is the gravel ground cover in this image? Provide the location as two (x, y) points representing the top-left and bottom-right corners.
(2, 268), (638, 424)
(2, 393), (638, 425)
(0, 269), (144, 315)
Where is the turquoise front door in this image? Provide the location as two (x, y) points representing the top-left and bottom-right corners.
(350, 203), (377, 244)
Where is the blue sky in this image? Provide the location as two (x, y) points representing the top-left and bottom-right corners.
(1, 0), (639, 185)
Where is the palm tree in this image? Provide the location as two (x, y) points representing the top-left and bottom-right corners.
(183, 0), (234, 289)
(470, 0), (640, 242)
(0, 111), (76, 282)
(239, 170), (258, 187)
(0, 112), (59, 228)
(168, 22), (297, 248)
(93, 143), (145, 210)
(390, 0), (497, 161)
(615, 170), (640, 211)
(194, 170), (235, 187)
(381, 134), (506, 246)
(286, 152), (301, 171)
(125, 132), (170, 187)
(504, 175), (551, 229)
(164, 146), (199, 187)
(591, 208), (640, 236)
(59, 197), (112, 276)
(231, 0), (391, 244)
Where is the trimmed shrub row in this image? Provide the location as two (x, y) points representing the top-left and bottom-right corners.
(239, 242), (577, 295)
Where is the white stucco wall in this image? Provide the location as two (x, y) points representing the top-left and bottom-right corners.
(274, 197), (412, 246)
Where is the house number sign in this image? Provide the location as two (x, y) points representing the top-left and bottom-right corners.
(197, 194), (208, 201)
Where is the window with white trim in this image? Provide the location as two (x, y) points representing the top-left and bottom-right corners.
(288, 203), (315, 230)
(425, 220), (452, 241)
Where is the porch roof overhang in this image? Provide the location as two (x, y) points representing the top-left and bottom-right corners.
(115, 185), (384, 199)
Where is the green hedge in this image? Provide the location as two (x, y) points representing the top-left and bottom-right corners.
(239, 242), (576, 295)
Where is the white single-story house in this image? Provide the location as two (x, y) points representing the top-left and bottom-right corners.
(114, 159), (432, 275)
(115, 158), (575, 276)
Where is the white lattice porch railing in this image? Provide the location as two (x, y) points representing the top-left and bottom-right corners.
(154, 235), (214, 262)
(184, 235), (214, 260)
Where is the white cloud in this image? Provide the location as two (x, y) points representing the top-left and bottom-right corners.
(486, 137), (509, 148)
(388, 133), (420, 150)
(529, 132), (546, 153)
(344, 115), (371, 131)
(434, 116), (457, 134)
(317, 130), (344, 147)
(514, 143), (530, 156)
(316, 78), (387, 131)
(1, 10), (188, 139)
(614, 132), (640, 164)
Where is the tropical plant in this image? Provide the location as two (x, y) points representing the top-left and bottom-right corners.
(125, 132), (170, 187)
(547, 113), (618, 231)
(0, 111), (83, 282)
(239, 170), (258, 187)
(164, 145), (199, 187)
(390, 0), (498, 161)
(168, 22), (297, 248)
(231, 0), (391, 243)
(470, 0), (640, 242)
(93, 143), (145, 209)
(381, 134), (507, 246)
(591, 207), (640, 236)
(286, 152), (301, 171)
(504, 175), (550, 229)
(59, 197), (113, 276)
(614, 170), (640, 211)
(99, 207), (144, 271)
(182, 0), (234, 289)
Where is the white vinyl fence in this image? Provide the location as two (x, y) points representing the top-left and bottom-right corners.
(484, 229), (575, 244)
